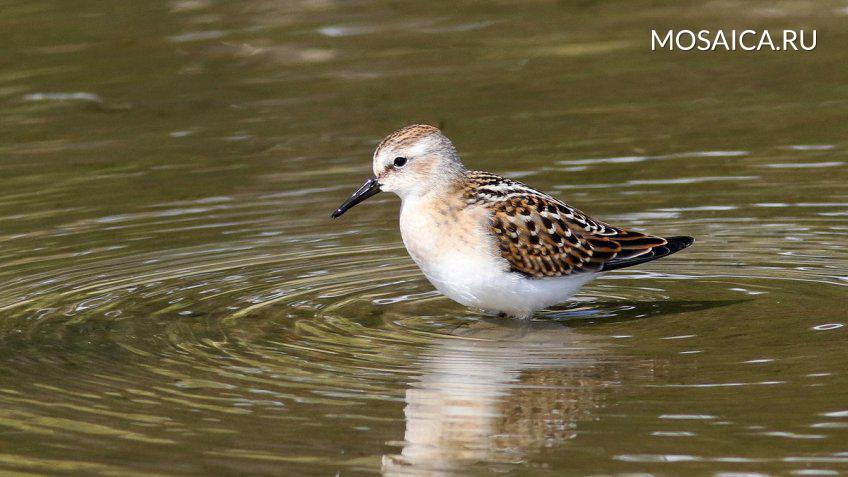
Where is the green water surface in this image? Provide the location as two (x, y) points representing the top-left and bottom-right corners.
(1, 1), (847, 475)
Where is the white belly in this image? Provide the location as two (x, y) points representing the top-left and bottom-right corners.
(399, 197), (598, 318)
(419, 256), (598, 318)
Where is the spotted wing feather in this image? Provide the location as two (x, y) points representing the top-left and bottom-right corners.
(464, 171), (688, 278)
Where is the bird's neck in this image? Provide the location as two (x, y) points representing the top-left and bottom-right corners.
(397, 162), (467, 202)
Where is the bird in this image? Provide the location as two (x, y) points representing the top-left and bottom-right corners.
(331, 124), (693, 319)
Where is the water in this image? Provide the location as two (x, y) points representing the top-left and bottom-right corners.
(1, 0), (847, 475)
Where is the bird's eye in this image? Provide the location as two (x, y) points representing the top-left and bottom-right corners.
(393, 157), (407, 168)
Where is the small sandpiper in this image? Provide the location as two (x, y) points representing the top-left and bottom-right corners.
(332, 125), (693, 318)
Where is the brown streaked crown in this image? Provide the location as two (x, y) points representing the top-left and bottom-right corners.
(375, 124), (442, 155)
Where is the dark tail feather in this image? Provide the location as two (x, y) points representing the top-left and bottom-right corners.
(601, 236), (694, 272)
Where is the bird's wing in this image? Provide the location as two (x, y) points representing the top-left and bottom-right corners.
(464, 171), (671, 278)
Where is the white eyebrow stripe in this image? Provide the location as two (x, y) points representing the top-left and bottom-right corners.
(402, 135), (438, 157)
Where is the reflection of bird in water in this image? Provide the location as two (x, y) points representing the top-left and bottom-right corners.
(382, 318), (641, 476)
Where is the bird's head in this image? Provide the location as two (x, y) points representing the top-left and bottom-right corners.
(331, 124), (464, 218)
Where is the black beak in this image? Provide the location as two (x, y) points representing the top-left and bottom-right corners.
(330, 176), (382, 218)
